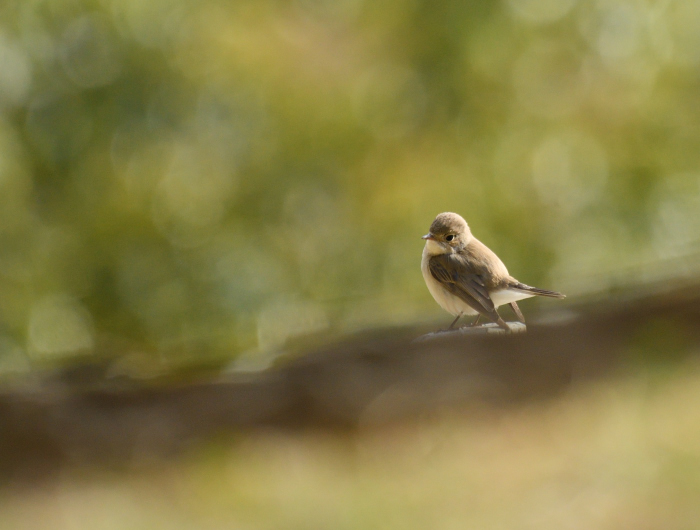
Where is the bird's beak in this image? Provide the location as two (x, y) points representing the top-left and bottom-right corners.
(422, 233), (435, 240)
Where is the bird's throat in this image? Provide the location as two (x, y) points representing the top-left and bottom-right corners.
(424, 239), (448, 256)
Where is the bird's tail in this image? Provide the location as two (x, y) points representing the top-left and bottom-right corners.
(512, 282), (566, 299)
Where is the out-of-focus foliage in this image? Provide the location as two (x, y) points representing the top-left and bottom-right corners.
(1, 0), (700, 370)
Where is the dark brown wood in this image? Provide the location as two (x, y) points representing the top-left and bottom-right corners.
(3, 281), (700, 480)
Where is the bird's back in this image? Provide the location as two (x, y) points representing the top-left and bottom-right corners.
(460, 238), (512, 289)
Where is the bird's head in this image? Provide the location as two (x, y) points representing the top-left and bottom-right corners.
(422, 212), (472, 255)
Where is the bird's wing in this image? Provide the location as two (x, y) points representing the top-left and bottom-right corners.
(428, 253), (496, 315)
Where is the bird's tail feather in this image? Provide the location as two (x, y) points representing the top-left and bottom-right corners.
(513, 282), (566, 299)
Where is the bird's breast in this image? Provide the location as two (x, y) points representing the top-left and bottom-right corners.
(421, 248), (478, 316)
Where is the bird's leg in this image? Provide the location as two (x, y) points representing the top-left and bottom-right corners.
(469, 314), (481, 327)
(493, 309), (511, 331)
(447, 313), (462, 330)
(510, 302), (525, 323)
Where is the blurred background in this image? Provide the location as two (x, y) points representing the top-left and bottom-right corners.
(1, 0), (699, 373)
(3, 0), (700, 527)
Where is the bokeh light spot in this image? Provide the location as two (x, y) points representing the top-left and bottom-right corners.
(532, 130), (609, 214)
(60, 14), (122, 88)
(513, 42), (588, 118)
(507, 0), (577, 24)
(28, 294), (95, 358)
(257, 297), (329, 352)
(0, 33), (32, 107)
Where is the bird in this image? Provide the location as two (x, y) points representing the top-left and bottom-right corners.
(421, 212), (565, 331)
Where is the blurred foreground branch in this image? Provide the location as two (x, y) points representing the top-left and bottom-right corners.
(3, 282), (700, 480)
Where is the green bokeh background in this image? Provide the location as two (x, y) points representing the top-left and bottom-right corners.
(1, 0), (699, 372)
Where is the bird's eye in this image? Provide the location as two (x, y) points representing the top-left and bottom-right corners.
(445, 235), (455, 242)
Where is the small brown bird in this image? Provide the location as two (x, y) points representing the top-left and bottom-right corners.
(421, 212), (565, 331)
